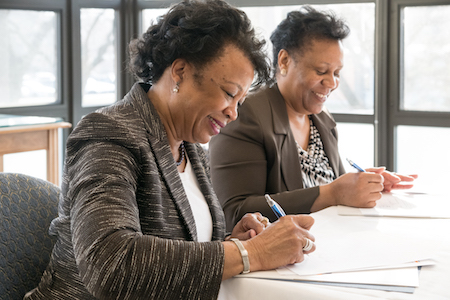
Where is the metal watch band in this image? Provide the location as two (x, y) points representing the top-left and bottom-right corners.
(230, 238), (250, 274)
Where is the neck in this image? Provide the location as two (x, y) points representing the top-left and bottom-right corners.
(285, 103), (309, 125)
(147, 83), (184, 163)
(285, 104), (310, 149)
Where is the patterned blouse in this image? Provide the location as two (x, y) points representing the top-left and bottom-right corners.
(296, 116), (335, 188)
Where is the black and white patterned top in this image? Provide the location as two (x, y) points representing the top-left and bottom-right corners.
(296, 116), (335, 188)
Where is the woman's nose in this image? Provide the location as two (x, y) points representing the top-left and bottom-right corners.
(323, 74), (339, 89)
(224, 103), (238, 121)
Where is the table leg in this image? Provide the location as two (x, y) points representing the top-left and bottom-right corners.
(47, 129), (59, 186)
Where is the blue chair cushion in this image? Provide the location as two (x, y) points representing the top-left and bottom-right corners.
(0, 173), (60, 300)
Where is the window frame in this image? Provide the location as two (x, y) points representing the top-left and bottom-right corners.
(71, 0), (126, 122)
(0, 0), (70, 121)
(388, 0), (450, 170)
(1, 0), (449, 174)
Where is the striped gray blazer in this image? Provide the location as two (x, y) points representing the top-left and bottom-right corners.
(25, 83), (227, 300)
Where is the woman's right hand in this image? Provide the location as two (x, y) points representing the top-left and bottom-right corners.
(241, 214), (315, 272)
(327, 171), (384, 208)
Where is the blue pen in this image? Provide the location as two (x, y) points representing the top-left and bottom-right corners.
(346, 158), (366, 172)
(265, 194), (286, 219)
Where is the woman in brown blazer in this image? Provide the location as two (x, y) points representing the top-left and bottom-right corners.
(210, 6), (417, 231)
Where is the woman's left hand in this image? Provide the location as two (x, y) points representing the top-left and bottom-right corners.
(228, 212), (270, 241)
(365, 167), (418, 192)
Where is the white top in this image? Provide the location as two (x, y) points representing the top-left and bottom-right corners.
(179, 155), (213, 242)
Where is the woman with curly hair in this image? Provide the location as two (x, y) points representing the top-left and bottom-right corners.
(210, 6), (417, 231)
(25, 1), (316, 299)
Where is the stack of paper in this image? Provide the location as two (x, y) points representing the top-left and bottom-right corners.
(237, 193), (444, 293)
(240, 267), (422, 293)
(239, 229), (436, 293)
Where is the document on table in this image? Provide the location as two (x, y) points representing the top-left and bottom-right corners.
(239, 266), (420, 292)
(233, 202), (441, 293)
(237, 228), (436, 292)
(337, 192), (450, 218)
(282, 230), (435, 276)
(276, 266), (419, 287)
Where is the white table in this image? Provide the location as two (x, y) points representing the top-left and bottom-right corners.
(220, 205), (450, 299)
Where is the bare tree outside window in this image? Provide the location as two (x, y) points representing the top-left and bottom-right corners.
(80, 8), (117, 107)
(0, 9), (57, 108)
(403, 5), (450, 112)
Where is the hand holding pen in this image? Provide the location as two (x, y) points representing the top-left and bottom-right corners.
(265, 194), (315, 253)
(346, 158), (417, 192)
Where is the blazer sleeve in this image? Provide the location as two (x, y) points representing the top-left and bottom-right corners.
(210, 98), (319, 232)
(66, 114), (224, 299)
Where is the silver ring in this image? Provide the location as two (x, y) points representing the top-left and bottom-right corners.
(302, 238), (313, 252)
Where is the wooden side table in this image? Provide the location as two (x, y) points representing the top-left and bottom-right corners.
(0, 114), (72, 186)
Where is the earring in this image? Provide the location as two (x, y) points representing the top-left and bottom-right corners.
(280, 69), (287, 76)
(173, 82), (180, 93)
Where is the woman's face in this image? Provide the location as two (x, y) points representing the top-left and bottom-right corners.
(278, 38), (344, 115)
(175, 45), (254, 144)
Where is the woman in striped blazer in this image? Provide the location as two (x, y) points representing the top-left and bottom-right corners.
(25, 1), (316, 299)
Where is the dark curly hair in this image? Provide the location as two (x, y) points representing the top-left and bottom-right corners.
(128, 0), (269, 89)
(270, 6), (350, 72)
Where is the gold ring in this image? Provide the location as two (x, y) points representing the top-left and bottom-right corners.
(261, 217), (270, 227)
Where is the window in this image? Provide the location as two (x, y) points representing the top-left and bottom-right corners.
(402, 5), (450, 112)
(337, 122), (374, 173)
(142, 8), (168, 31)
(389, 0), (450, 190)
(0, 1), (67, 183)
(1, 0), (449, 186)
(71, 0), (122, 122)
(396, 126), (450, 193)
(80, 8), (117, 107)
(0, 9), (58, 108)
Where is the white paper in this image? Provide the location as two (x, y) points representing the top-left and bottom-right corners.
(338, 192), (450, 218)
(276, 266), (420, 287)
(283, 230), (436, 276)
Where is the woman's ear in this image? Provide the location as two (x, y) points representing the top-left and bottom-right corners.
(277, 49), (290, 75)
(170, 58), (188, 83)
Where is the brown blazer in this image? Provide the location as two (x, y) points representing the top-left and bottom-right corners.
(210, 84), (345, 231)
(25, 83), (226, 300)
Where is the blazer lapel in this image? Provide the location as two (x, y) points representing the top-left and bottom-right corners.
(126, 83), (198, 241)
(149, 136), (198, 241)
(269, 85), (304, 191)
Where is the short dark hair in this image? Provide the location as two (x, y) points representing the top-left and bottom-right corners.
(128, 0), (269, 89)
(270, 6), (350, 71)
